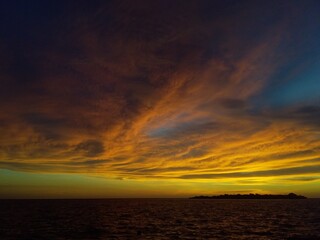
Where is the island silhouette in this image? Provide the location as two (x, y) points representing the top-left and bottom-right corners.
(190, 193), (306, 199)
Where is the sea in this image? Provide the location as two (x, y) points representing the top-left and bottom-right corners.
(0, 199), (319, 239)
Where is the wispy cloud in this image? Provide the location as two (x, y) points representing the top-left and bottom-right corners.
(0, 0), (319, 192)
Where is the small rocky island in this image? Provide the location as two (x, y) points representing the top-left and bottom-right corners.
(190, 193), (307, 199)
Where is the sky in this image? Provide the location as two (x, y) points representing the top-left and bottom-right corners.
(0, 0), (320, 198)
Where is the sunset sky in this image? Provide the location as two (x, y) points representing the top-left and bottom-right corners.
(1, 0), (320, 198)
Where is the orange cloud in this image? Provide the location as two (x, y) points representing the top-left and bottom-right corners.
(0, 0), (319, 196)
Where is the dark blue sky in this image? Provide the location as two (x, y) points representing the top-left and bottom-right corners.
(0, 0), (320, 198)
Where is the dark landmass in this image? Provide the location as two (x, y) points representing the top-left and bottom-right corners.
(190, 193), (307, 199)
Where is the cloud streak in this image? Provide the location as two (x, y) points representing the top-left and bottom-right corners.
(0, 0), (319, 192)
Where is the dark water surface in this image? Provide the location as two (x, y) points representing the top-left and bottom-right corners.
(1, 199), (320, 239)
